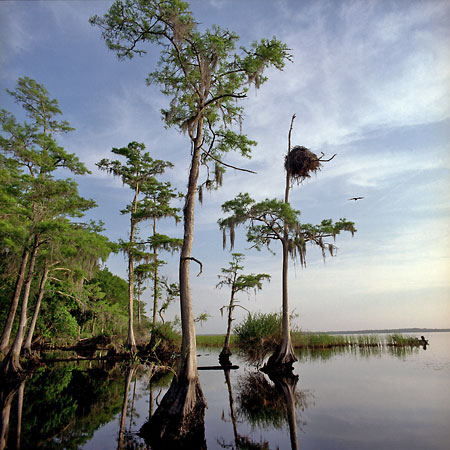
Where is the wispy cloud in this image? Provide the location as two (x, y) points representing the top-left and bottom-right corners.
(0, 3), (40, 71)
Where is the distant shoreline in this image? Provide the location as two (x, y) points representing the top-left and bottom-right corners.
(317, 328), (450, 335)
(198, 328), (450, 337)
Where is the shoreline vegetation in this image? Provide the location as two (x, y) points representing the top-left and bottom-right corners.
(0, 329), (437, 376)
(196, 331), (437, 350)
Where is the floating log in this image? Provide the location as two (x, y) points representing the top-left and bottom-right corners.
(197, 365), (239, 371)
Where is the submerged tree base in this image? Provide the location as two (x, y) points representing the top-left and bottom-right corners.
(261, 343), (297, 376)
(219, 347), (233, 367)
(0, 352), (24, 381)
(140, 377), (207, 449)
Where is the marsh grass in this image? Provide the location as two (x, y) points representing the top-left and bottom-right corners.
(196, 334), (237, 348)
(196, 324), (423, 353)
(386, 334), (421, 346)
(234, 312), (283, 355)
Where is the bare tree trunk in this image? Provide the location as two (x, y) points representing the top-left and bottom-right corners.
(0, 249), (30, 355)
(219, 290), (235, 367)
(137, 289), (141, 328)
(141, 119), (206, 445)
(224, 369), (239, 445)
(127, 187), (139, 353)
(0, 235), (40, 377)
(152, 218), (158, 330)
(16, 381), (25, 450)
(271, 374), (299, 450)
(118, 366), (135, 450)
(23, 264), (49, 354)
(0, 386), (16, 450)
(128, 378), (137, 432)
(176, 118), (205, 405)
(265, 115), (297, 372)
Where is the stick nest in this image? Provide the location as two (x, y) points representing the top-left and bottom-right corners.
(284, 145), (321, 182)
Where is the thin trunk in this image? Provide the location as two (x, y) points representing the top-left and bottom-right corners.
(23, 264), (49, 353)
(16, 381), (25, 450)
(152, 218), (158, 329)
(118, 366), (135, 450)
(0, 235), (40, 376)
(223, 291), (235, 351)
(127, 186), (139, 352)
(220, 286), (235, 366)
(149, 386), (154, 417)
(0, 387), (16, 450)
(92, 316), (96, 336)
(0, 249), (30, 354)
(266, 115), (297, 371)
(224, 369), (239, 445)
(128, 378), (137, 433)
(137, 288), (141, 327)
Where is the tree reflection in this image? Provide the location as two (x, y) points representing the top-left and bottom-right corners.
(235, 371), (312, 450)
(217, 368), (270, 450)
(0, 383), (17, 450)
(118, 365), (136, 450)
(0, 362), (132, 448)
(140, 366), (206, 450)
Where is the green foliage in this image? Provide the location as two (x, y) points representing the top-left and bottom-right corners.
(386, 334), (421, 346)
(219, 192), (356, 265)
(0, 77), (87, 176)
(97, 141), (172, 194)
(14, 364), (127, 449)
(234, 312), (283, 350)
(194, 312), (211, 326)
(91, 0), (292, 188)
(150, 321), (181, 350)
(217, 253), (271, 294)
(236, 372), (310, 429)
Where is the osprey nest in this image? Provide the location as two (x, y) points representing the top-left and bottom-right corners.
(284, 145), (322, 182)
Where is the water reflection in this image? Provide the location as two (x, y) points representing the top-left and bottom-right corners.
(140, 366), (206, 450)
(217, 368), (270, 450)
(0, 337), (445, 449)
(235, 371), (312, 450)
(118, 365), (136, 449)
(0, 382), (18, 450)
(0, 362), (130, 449)
(294, 343), (421, 362)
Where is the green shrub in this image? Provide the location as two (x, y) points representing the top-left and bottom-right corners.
(150, 322), (181, 349)
(234, 312), (282, 351)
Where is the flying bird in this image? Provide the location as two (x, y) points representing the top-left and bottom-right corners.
(348, 196), (364, 201)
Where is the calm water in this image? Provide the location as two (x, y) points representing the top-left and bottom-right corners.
(2, 332), (449, 449)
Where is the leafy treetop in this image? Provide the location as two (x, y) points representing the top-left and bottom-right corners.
(219, 193), (356, 267)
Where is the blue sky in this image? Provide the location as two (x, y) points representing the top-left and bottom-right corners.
(1, 0), (449, 332)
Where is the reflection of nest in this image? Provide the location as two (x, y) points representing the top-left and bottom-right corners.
(284, 145), (321, 182)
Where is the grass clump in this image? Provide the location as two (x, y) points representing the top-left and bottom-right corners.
(292, 332), (349, 348)
(234, 312), (282, 352)
(386, 334), (421, 347)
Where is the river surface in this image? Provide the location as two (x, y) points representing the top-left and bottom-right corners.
(1, 332), (449, 449)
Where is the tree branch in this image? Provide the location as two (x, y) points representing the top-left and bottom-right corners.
(317, 152), (336, 162)
(181, 256), (203, 276)
(200, 146), (256, 173)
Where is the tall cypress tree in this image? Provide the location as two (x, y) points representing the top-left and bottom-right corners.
(91, 1), (291, 436)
